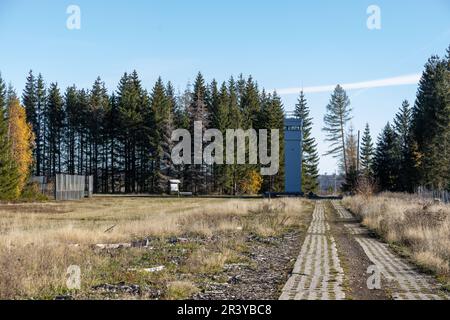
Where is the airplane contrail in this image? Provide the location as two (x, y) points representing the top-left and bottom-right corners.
(276, 73), (422, 95)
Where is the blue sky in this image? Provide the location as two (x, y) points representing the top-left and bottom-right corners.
(0, 0), (449, 173)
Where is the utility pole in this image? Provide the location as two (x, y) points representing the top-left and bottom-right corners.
(357, 130), (360, 172)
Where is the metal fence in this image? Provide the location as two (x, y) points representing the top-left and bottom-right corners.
(30, 176), (55, 198)
(55, 174), (85, 200)
(86, 175), (93, 198)
(31, 175), (93, 201)
(416, 186), (450, 204)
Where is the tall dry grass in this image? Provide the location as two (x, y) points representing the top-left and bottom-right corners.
(0, 197), (311, 299)
(343, 193), (450, 277)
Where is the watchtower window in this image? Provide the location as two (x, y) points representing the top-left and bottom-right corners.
(285, 125), (301, 131)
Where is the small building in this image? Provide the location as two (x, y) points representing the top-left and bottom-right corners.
(284, 115), (303, 194)
(169, 179), (181, 195)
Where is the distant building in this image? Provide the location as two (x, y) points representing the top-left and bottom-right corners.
(318, 174), (345, 194)
(284, 115), (303, 194)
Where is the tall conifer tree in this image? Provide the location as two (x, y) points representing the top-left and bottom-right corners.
(360, 123), (374, 178)
(294, 91), (319, 193)
(0, 90), (19, 200)
(323, 85), (352, 175)
(374, 123), (400, 191)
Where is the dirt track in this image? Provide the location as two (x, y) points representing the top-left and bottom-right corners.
(280, 200), (450, 300)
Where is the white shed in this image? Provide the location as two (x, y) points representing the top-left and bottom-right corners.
(169, 179), (181, 193)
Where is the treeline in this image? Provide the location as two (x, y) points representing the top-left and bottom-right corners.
(348, 46), (450, 193)
(1, 71), (296, 195)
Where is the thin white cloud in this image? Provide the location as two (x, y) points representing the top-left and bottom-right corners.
(276, 73), (422, 95)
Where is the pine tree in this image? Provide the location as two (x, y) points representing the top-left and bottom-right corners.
(438, 46), (450, 189)
(0, 72), (6, 112)
(206, 79), (220, 193)
(322, 85), (352, 175)
(346, 125), (358, 171)
(240, 77), (263, 193)
(412, 55), (448, 189)
(393, 100), (415, 192)
(240, 76), (260, 129)
(166, 82), (178, 126)
(75, 89), (90, 176)
(260, 91), (285, 192)
(214, 82), (232, 194)
(373, 123), (400, 191)
(6, 84), (18, 108)
(45, 83), (65, 176)
(89, 77), (109, 192)
(22, 71), (37, 132)
(227, 76), (244, 195)
(104, 93), (122, 193)
(0, 92), (20, 200)
(294, 91), (319, 193)
(341, 125), (358, 193)
(35, 74), (46, 176)
(150, 77), (173, 193)
(432, 48), (450, 190)
(173, 84), (192, 192)
(64, 85), (79, 175)
(161, 83), (175, 189)
(116, 71), (149, 193)
(207, 79), (219, 118)
(360, 123), (374, 178)
(394, 101), (412, 152)
(186, 72), (210, 194)
(22, 71), (38, 176)
(173, 84), (190, 131)
(236, 74), (246, 105)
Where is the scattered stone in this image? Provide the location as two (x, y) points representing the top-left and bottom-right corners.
(128, 266), (165, 273)
(223, 263), (249, 271)
(131, 238), (153, 248)
(95, 243), (131, 249)
(168, 237), (190, 244)
(92, 282), (140, 295)
(246, 234), (279, 244)
(143, 286), (163, 299)
(168, 237), (178, 244)
(194, 231), (303, 300)
(227, 275), (241, 284)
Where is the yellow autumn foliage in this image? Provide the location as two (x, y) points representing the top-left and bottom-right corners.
(8, 98), (35, 197)
(240, 169), (263, 195)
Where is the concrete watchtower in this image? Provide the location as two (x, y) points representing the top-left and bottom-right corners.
(284, 114), (303, 194)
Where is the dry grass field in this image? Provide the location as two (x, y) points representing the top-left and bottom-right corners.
(343, 193), (450, 285)
(0, 197), (312, 299)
